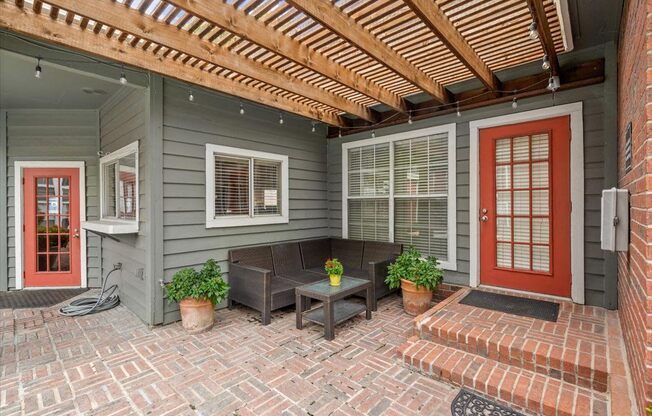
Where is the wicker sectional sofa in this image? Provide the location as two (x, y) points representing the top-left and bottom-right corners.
(227, 238), (402, 325)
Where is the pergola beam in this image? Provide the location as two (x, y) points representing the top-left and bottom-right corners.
(166, 0), (408, 113)
(403, 0), (500, 92)
(44, 0), (374, 123)
(0, 2), (344, 126)
(526, 0), (560, 75)
(286, 0), (451, 104)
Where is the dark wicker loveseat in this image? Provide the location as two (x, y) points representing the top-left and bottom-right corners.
(227, 238), (402, 325)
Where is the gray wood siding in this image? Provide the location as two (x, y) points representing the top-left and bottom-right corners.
(328, 84), (616, 308)
(161, 81), (329, 323)
(99, 88), (149, 322)
(4, 109), (101, 289)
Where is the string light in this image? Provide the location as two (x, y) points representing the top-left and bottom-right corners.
(408, 111), (413, 124)
(512, 96), (518, 109)
(119, 71), (127, 85)
(456, 102), (461, 117)
(371, 130), (376, 138)
(188, 90), (194, 102)
(279, 113), (284, 125)
(547, 75), (560, 92)
(528, 21), (539, 40)
(34, 57), (42, 79)
(541, 54), (550, 71)
(239, 103), (245, 115)
(311, 121), (317, 133)
(338, 128), (342, 138)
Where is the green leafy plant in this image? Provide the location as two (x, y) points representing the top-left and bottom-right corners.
(647, 406), (652, 416)
(324, 258), (344, 276)
(166, 259), (230, 305)
(385, 246), (443, 291)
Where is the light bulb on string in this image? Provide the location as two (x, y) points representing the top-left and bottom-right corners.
(456, 102), (461, 117)
(34, 58), (42, 79)
(371, 130), (376, 139)
(528, 21), (539, 40)
(239, 103), (245, 115)
(408, 112), (413, 125)
(541, 54), (550, 71)
(311, 122), (316, 133)
(512, 96), (518, 109)
(279, 113), (284, 125)
(188, 90), (194, 102)
(338, 129), (342, 138)
(119, 72), (127, 85)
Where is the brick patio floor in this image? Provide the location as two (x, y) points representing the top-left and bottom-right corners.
(0, 293), (459, 416)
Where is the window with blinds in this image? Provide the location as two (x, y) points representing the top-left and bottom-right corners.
(206, 144), (289, 228)
(343, 126), (456, 268)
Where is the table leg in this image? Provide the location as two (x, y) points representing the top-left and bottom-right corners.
(365, 287), (372, 320)
(296, 293), (303, 330)
(324, 300), (334, 341)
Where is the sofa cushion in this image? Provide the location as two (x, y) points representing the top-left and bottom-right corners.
(299, 238), (332, 269)
(271, 242), (303, 275)
(229, 245), (275, 274)
(306, 266), (328, 277)
(331, 238), (363, 270)
(361, 241), (402, 271)
(279, 270), (325, 285)
(342, 268), (368, 280)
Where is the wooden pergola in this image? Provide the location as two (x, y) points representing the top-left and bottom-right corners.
(0, 0), (603, 136)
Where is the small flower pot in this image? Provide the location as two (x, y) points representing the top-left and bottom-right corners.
(329, 274), (342, 287)
(179, 297), (214, 334)
(400, 279), (433, 316)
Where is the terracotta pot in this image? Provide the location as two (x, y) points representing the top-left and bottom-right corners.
(400, 279), (433, 316)
(329, 274), (342, 286)
(179, 297), (214, 334)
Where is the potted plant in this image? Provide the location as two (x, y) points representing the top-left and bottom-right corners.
(165, 259), (230, 334)
(386, 246), (443, 316)
(324, 258), (344, 287)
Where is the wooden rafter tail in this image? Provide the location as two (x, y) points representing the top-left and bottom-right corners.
(0, 2), (344, 127)
(43, 0), (374, 123)
(329, 59), (605, 138)
(165, 0), (407, 114)
(403, 0), (500, 92)
(286, 0), (451, 105)
(526, 0), (560, 76)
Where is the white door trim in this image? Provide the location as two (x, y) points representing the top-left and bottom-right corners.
(469, 102), (584, 304)
(14, 161), (87, 290)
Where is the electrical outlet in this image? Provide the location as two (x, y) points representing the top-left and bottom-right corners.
(113, 263), (123, 270)
(136, 268), (144, 280)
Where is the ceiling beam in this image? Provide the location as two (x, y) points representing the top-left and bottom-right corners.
(330, 59), (604, 137)
(403, 0), (500, 92)
(286, 0), (451, 104)
(166, 0), (409, 113)
(0, 2), (344, 126)
(44, 0), (374, 123)
(526, 0), (560, 75)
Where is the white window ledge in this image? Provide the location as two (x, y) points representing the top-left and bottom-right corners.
(206, 215), (289, 229)
(82, 220), (139, 234)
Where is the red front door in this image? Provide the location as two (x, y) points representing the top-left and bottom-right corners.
(479, 116), (571, 297)
(24, 168), (81, 287)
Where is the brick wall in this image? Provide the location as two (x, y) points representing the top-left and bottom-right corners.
(617, 0), (652, 411)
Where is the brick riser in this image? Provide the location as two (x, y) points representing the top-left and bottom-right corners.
(417, 315), (609, 392)
(398, 338), (609, 416)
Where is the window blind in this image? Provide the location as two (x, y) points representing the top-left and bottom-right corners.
(253, 159), (281, 216)
(214, 155), (249, 216)
(348, 199), (389, 241)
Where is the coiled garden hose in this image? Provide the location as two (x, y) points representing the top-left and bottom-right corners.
(59, 266), (121, 316)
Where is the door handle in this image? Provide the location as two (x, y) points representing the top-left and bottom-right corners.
(481, 215), (488, 222)
(72, 228), (80, 239)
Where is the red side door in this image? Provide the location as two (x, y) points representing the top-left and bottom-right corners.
(479, 116), (571, 297)
(23, 168), (81, 287)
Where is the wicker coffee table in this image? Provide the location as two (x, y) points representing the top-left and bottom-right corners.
(295, 277), (372, 341)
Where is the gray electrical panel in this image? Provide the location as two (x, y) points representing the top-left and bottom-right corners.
(600, 188), (629, 252)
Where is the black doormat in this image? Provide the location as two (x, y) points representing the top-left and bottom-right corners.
(451, 389), (524, 416)
(0, 289), (88, 309)
(459, 290), (559, 322)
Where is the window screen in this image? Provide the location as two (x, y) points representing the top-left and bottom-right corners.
(214, 155), (250, 216)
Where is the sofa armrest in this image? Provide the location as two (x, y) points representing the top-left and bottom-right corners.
(368, 258), (394, 281)
(228, 263), (272, 298)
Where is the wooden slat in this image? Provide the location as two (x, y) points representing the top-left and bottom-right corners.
(526, 0), (559, 75)
(403, 0), (500, 91)
(166, 0), (408, 112)
(0, 2), (343, 127)
(44, 0), (373, 122)
(286, 0), (450, 103)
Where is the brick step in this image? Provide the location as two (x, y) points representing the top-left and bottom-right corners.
(416, 314), (609, 392)
(397, 338), (609, 416)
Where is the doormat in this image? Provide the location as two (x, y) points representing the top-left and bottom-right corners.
(0, 289), (88, 309)
(459, 290), (559, 322)
(451, 389), (524, 416)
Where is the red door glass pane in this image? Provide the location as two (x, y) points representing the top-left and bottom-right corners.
(35, 176), (71, 272)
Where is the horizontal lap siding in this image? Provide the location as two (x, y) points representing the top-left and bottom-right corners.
(4, 110), (100, 289)
(99, 88), (149, 322)
(161, 81), (329, 323)
(328, 84), (615, 307)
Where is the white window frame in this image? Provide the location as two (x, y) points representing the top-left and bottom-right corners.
(83, 141), (139, 234)
(205, 144), (289, 228)
(342, 124), (457, 270)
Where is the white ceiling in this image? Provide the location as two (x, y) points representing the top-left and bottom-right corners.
(0, 50), (123, 109)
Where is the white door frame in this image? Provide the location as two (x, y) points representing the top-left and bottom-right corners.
(14, 161), (87, 290)
(469, 102), (584, 304)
